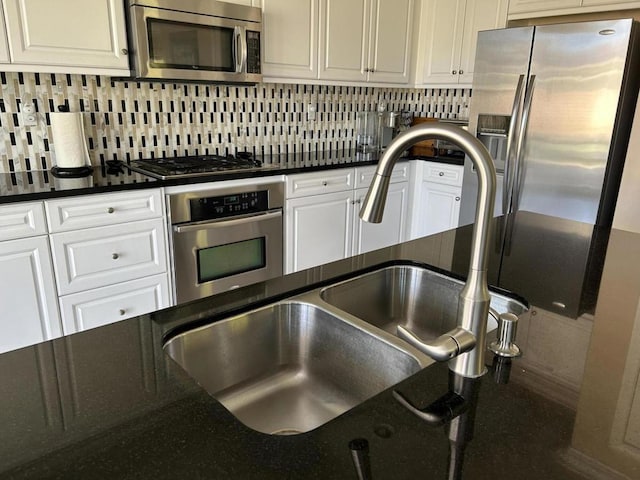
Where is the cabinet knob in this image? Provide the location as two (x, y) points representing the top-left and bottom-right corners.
(455, 196), (461, 201)
(119, 309), (126, 316)
(322, 181), (328, 186)
(459, 70), (464, 74)
(121, 48), (129, 55)
(438, 171), (444, 177)
(452, 70), (457, 75)
(107, 207), (115, 214)
(112, 253), (119, 260)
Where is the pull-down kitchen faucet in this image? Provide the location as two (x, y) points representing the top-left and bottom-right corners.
(360, 123), (496, 378)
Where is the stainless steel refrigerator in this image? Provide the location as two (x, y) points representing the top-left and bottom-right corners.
(454, 19), (640, 318)
(459, 18), (640, 228)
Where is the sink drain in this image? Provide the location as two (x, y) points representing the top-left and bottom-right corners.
(271, 428), (303, 435)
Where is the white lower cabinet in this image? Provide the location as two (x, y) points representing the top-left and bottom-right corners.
(285, 164), (409, 273)
(0, 235), (62, 353)
(59, 274), (170, 335)
(409, 161), (464, 239)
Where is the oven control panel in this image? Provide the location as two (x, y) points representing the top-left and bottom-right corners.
(190, 190), (269, 221)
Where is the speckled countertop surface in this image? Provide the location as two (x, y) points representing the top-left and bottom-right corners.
(2, 210), (639, 479)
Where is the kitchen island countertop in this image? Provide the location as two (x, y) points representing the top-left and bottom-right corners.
(0, 210), (637, 479)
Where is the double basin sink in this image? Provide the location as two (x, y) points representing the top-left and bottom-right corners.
(164, 264), (527, 435)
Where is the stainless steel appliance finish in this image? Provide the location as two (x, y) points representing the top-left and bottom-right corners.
(164, 301), (425, 435)
(127, 0), (262, 83)
(359, 122), (497, 378)
(460, 19), (640, 227)
(169, 182), (284, 304)
(163, 264), (526, 435)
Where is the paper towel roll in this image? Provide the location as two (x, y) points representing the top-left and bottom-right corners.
(50, 112), (91, 169)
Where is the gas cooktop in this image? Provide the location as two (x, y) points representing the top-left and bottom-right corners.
(129, 153), (277, 180)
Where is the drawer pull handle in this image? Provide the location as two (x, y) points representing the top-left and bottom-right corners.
(107, 207), (115, 214)
(112, 253), (119, 260)
(455, 196), (461, 201)
(439, 172), (444, 177)
(119, 309), (126, 316)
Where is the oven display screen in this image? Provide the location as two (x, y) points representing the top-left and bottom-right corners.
(197, 237), (266, 283)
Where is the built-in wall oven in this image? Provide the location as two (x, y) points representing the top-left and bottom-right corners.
(168, 182), (284, 304)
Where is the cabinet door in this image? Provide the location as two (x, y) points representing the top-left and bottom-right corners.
(353, 182), (408, 255)
(458, 0), (508, 84)
(414, 182), (462, 238)
(286, 191), (354, 273)
(319, 0), (370, 81)
(418, 0), (466, 85)
(368, 0), (413, 84)
(59, 274), (171, 335)
(3, 0), (129, 72)
(262, 0), (319, 79)
(0, 236), (62, 353)
(0, 2), (10, 63)
(508, 0), (581, 14)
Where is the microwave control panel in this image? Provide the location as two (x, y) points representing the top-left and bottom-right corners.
(190, 190), (269, 221)
(246, 31), (261, 74)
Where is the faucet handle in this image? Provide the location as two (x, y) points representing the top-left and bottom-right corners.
(488, 313), (522, 358)
(397, 326), (476, 362)
(393, 389), (468, 426)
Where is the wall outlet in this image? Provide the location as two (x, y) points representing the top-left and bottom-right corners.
(21, 103), (37, 127)
(307, 103), (316, 121)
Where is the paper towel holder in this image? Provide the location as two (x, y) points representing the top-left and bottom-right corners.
(50, 105), (94, 178)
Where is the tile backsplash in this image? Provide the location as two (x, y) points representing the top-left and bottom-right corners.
(0, 72), (471, 173)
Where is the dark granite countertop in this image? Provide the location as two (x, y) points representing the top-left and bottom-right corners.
(1, 211), (638, 479)
(0, 151), (460, 203)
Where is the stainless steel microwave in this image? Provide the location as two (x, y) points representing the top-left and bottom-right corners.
(127, 0), (262, 83)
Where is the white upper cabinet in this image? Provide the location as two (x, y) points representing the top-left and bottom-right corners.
(508, 0), (640, 18)
(2, 0), (129, 74)
(319, 0), (413, 84)
(262, 0), (319, 80)
(413, 0), (507, 86)
(0, 2), (10, 63)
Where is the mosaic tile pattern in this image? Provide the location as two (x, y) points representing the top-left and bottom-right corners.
(0, 72), (471, 173)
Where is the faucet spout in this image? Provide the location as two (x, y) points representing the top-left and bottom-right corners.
(360, 123), (496, 378)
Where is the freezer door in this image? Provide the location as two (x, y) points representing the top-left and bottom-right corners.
(516, 19), (633, 224)
(460, 26), (534, 226)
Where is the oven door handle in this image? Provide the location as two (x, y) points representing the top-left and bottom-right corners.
(173, 210), (282, 234)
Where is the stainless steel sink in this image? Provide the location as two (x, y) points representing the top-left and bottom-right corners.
(320, 265), (528, 342)
(164, 301), (425, 435)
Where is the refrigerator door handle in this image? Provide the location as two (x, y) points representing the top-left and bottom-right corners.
(503, 74), (526, 215)
(512, 75), (536, 212)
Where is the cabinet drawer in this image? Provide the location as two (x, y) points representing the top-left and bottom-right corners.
(59, 274), (171, 334)
(0, 202), (47, 241)
(46, 189), (163, 233)
(355, 162), (410, 189)
(51, 218), (168, 295)
(422, 162), (464, 187)
(286, 168), (355, 198)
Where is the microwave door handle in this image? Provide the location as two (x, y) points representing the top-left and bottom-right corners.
(173, 210), (281, 234)
(233, 26), (247, 73)
(512, 75), (536, 213)
(503, 74), (526, 216)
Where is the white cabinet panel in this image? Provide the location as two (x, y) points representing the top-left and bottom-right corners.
(262, 0), (319, 79)
(423, 162), (464, 187)
(0, 236), (62, 353)
(353, 182), (408, 254)
(50, 218), (168, 295)
(3, 0), (129, 72)
(355, 161), (409, 189)
(0, 201), (47, 241)
(368, 0), (413, 84)
(319, 0), (370, 81)
(508, 0), (581, 13)
(0, 2), (10, 63)
(60, 274), (170, 334)
(415, 183), (462, 238)
(46, 189), (163, 233)
(286, 168), (355, 198)
(286, 190), (354, 273)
